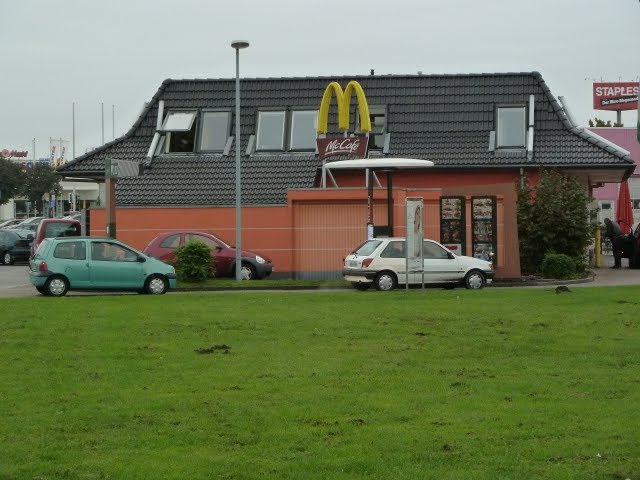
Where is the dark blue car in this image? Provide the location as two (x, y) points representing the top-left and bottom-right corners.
(0, 229), (33, 265)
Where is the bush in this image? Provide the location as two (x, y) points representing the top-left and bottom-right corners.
(540, 253), (576, 280)
(174, 240), (215, 282)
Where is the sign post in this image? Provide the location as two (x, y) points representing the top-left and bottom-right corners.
(405, 198), (424, 289)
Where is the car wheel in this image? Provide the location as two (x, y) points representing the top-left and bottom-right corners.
(45, 275), (69, 297)
(35, 286), (47, 295)
(145, 274), (168, 295)
(241, 262), (257, 280)
(464, 270), (486, 290)
(3, 251), (14, 265)
(352, 282), (371, 291)
(374, 271), (397, 291)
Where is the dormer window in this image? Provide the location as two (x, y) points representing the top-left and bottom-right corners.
(357, 106), (387, 150)
(496, 106), (525, 148)
(160, 111), (197, 153)
(289, 110), (317, 151)
(199, 111), (231, 152)
(256, 111), (286, 151)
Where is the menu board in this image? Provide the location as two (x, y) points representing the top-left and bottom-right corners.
(471, 196), (496, 263)
(440, 196), (465, 255)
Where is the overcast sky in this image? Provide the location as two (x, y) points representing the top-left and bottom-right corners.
(1, 0), (638, 160)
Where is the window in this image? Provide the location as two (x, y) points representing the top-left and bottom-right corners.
(160, 111), (198, 153)
(423, 241), (451, 260)
(186, 233), (222, 249)
(496, 107), (525, 148)
(289, 110), (318, 150)
(91, 242), (138, 262)
(54, 241), (86, 260)
(159, 234), (180, 249)
(45, 222), (80, 238)
(381, 241), (405, 258)
(256, 111), (286, 150)
(200, 111), (231, 151)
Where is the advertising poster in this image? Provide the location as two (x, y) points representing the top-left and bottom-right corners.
(471, 196), (496, 263)
(440, 196), (465, 255)
(405, 198), (424, 272)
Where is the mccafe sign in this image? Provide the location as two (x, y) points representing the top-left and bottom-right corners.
(316, 81), (371, 159)
(1, 149), (28, 159)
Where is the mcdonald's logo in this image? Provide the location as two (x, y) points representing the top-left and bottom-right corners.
(316, 81), (371, 159)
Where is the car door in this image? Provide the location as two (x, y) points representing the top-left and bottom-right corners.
(52, 240), (90, 287)
(185, 233), (227, 273)
(376, 240), (407, 284)
(89, 241), (143, 289)
(155, 233), (182, 262)
(421, 240), (462, 283)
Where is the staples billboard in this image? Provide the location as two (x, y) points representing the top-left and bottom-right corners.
(593, 82), (639, 111)
(316, 81), (371, 159)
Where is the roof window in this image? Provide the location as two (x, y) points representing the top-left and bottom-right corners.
(496, 106), (525, 148)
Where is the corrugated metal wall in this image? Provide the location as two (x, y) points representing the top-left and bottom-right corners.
(293, 201), (388, 280)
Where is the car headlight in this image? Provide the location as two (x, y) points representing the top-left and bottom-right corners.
(255, 255), (266, 264)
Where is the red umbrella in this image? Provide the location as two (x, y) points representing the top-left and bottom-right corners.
(616, 180), (634, 234)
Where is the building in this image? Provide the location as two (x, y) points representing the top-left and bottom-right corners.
(56, 72), (634, 279)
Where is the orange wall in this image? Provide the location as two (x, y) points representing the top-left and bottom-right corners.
(91, 169), (523, 278)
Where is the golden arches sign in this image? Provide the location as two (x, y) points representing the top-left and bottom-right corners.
(317, 81), (371, 134)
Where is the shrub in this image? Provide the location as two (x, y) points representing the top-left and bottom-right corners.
(540, 253), (576, 280)
(174, 240), (215, 282)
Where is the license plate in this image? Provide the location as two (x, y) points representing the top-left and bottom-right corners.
(348, 260), (359, 268)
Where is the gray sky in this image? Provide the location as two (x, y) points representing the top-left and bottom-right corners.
(1, 0), (638, 160)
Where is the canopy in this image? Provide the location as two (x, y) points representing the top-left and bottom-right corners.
(616, 180), (634, 233)
(324, 158), (434, 170)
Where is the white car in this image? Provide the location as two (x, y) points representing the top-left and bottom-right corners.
(343, 237), (494, 291)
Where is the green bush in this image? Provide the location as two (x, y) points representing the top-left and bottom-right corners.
(540, 253), (576, 280)
(174, 240), (215, 282)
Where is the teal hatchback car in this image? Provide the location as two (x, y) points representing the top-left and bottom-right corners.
(29, 237), (177, 296)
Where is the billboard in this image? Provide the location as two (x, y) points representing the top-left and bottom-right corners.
(316, 81), (371, 159)
(50, 138), (69, 167)
(593, 82), (639, 111)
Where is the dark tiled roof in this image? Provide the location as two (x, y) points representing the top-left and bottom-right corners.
(57, 72), (634, 206)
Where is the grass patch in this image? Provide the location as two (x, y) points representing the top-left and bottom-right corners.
(1, 287), (639, 479)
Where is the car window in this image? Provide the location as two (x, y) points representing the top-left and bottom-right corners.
(92, 242), (139, 262)
(45, 222), (80, 238)
(423, 241), (451, 260)
(351, 240), (383, 256)
(159, 234), (181, 249)
(54, 241), (86, 260)
(380, 241), (405, 258)
(187, 234), (221, 249)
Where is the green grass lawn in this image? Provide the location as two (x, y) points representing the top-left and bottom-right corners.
(1, 287), (639, 479)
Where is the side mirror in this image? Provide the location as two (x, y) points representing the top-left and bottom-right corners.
(27, 234), (34, 240)
(137, 256), (147, 263)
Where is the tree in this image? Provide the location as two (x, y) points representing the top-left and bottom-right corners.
(517, 170), (593, 274)
(0, 158), (24, 205)
(588, 117), (623, 127)
(21, 164), (62, 215)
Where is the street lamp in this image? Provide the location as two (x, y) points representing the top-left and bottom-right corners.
(231, 40), (249, 281)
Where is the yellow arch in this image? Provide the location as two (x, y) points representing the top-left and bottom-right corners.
(316, 80), (372, 134)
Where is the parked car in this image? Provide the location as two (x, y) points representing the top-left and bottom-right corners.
(143, 231), (273, 280)
(342, 237), (495, 291)
(31, 218), (81, 255)
(0, 229), (34, 265)
(8, 216), (45, 232)
(29, 237), (177, 296)
(0, 218), (24, 230)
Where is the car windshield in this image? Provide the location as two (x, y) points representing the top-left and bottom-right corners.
(351, 240), (383, 256)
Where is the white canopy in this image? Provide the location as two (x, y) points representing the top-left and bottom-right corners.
(324, 158), (434, 170)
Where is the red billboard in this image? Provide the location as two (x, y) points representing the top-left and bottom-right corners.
(593, 82), (639, 111)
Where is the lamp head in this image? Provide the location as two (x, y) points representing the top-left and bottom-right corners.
(231, 40), (250, 50)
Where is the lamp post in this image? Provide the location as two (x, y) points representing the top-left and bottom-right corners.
(231, 40), (249, 281)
